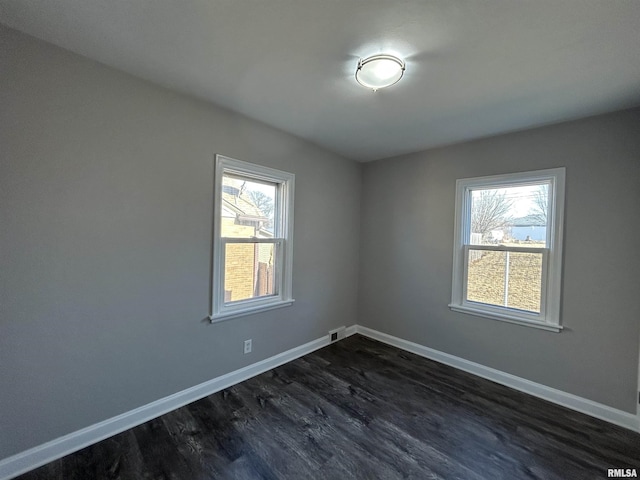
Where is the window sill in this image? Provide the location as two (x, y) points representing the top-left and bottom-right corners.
(448, 304), (562, 332)
(210, 299), (295, 323)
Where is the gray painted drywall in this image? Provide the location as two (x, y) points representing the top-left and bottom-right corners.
(0, 26), (361, 460)
(2, 20), (639, 465)
(359, 108), (640, 413)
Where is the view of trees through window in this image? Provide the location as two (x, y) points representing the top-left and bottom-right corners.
(466, 183), (549, 313)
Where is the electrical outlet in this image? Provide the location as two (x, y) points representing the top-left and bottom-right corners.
(244, 339), (252, 354)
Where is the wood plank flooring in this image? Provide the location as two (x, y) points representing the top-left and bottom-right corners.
(15, 335), (640, 479)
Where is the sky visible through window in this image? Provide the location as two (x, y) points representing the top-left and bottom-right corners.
(471, 183), (549, 245)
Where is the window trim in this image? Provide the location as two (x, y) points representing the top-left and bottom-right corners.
(449, 167), (565, 332)
(210, 154), (295, 322)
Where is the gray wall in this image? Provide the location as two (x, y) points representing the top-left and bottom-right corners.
(2, 22), (639, 464)
(0, 26), (361, 460)
(359, 108), (640, 413)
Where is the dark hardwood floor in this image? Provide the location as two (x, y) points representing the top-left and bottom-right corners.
(16, 335), (640, 479)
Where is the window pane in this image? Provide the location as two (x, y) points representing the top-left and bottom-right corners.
(221, 174), (276, 239)
(224, 242), (277, 303)
(467, 250), (506, 307)
(506, 252), (543, 312)
(467, 249), (542, 313)
(470, 183), (549, 247)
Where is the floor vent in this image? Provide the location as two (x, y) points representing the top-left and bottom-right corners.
(329, 326), (346, 342)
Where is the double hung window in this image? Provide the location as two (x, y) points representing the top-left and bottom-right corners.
(449, 168), (565, 331)
(210, 155), (295, 321)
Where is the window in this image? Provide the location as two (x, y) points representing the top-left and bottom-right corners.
(210, 155), (295, 322)
(449, 168), (565, 332)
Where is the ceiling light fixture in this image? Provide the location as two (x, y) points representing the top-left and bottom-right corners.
(355, 54), (405, 91)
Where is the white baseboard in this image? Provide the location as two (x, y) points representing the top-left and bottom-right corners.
(3, 324), (637, 480)
(0, 334), (332, 480)
(355, 325), (640, 433)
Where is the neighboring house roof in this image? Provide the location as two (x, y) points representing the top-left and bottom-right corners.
(222, 185), (266, 219)
(511, 215), (546, 227)
(221, 181), (273, 238)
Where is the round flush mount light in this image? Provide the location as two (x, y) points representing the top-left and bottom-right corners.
(355, 54), (405, 91)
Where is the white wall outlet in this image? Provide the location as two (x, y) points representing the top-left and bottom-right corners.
(244, 339), (252, 354)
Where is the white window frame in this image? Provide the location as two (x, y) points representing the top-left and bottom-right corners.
(449, 167), (565, 332)
(210, 154), (295, 322)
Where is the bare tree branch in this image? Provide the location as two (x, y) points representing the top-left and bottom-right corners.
(471, 190), (513, 241)
(247, 190), (274, 220)
(531, 185), (548, 225)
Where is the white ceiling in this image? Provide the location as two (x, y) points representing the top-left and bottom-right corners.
(2, 1), (640, 162)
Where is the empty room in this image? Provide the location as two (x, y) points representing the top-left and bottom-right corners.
(1, 1), (639, 479)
